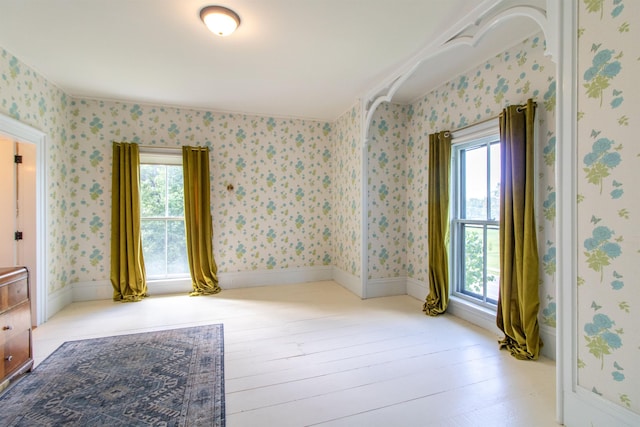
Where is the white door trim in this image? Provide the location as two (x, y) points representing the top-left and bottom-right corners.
(0, 113), (48, 325)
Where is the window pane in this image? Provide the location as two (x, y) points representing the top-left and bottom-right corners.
(463, 145), (487, 220)
(140, 165), (167, 217)
(452, 128), (500, 307)
(140, 161), (189, 280)
(486, 225), (500, 303)
(462, 224), (484, 296)
(489, 142), (501, 221)
(167, 220), (188, 275)
(167, 165), (184, 217)
(141, 220), (166, 278)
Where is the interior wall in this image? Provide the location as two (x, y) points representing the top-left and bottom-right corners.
(0, 43), (364, 298)
(367, 103), (408, 280)
(0, 138), (14, 266)
(365, 33), (557, 328)
(576, 1), (640, 416)
(0, 47), (71, 296)
(66, 99), (333, 285)
(332, 104), (363, 282)
(2, 2), (639, 421)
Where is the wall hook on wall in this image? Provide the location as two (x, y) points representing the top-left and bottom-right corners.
(226, 184), (234, 192)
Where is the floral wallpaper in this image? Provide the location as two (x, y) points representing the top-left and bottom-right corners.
(368, 103), (408, 279)
(0, 47), (71, 294)
(577, 0), (639, 414)
(0, 29), (557, 312)
(0, 47), (335, 290)
(66, 99), (334, 280)
(3, 2), (639, 419)
(333, 104), (362, 278)
(366, 33), (557, 330)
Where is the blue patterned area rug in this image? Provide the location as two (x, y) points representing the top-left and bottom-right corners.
(0, 324), (225, 426)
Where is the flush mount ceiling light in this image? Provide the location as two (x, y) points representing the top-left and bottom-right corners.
(200, 5), (241, 37)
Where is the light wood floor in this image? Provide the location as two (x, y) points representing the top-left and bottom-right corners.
(32, 281), (558, 426)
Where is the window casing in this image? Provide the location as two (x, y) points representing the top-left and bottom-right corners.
(139, 151), (189, 280)
(450, 122), (500, 308)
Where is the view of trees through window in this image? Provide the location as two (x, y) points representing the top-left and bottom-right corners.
(139, 164), (189, 279)
(452, 134), (501, 306)
(462, 225), (499, 302)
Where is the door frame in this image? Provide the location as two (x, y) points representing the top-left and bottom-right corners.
(0, 113), (47, 325)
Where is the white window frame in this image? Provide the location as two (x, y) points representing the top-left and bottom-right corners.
(450, 120), (500, 310)
(139, 148), (189, 281)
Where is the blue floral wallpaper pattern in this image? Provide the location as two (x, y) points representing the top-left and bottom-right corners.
(68, 99), (334, 280)
(0, 47), (70, 294)
(3, 3), (638, 418)
(1, 31), (557, 320)
(1, 48), (336, 290)
(577, 0), (639, 414)
(333, 104), (362, 277)
(368, 102), (409, 279)
(366, 33), (557, 332)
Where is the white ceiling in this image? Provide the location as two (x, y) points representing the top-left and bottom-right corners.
(0, 0), (541, 121)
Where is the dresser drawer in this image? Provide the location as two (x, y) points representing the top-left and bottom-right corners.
(0, 267), (32, 389)
(0, 268), (29, 313)
(0, 301), (31, 346)
(0, 328), (31, 380)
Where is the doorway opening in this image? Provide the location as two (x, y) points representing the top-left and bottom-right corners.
(0, 113), (47, 326)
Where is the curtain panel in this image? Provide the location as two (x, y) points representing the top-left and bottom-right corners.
(182, 146), (221, 296)
(423, 131), (452, 316)
(496, 98), (541, 360)
(110, 142), (147, 301)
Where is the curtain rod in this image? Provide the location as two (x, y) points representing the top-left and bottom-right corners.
(111, 142), (210, 153)
(444, 101), (537, 136)
(138, 145), (182, 151)
(446, 114), (498, 136)
(112, 142), (183, 154)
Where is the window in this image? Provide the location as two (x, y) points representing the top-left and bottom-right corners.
(451, 123), (500, 307)
(139, 151), (189, 280)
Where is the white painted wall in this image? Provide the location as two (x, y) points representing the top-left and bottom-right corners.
(0, 138), (37, 325)
(0, 138), (15, 266)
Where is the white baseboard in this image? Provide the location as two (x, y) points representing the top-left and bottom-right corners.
(72, 280), (114, 302)
(406, 277), (428, 301)
(565, 387), (640, 426)
(540, 324), (556, 361)
(46, 284), (73, 320)
(147, 278), (193, 294)
(72, 278), (195, 301)
(221, 266), (332, 289)
(366, 277), (407, 298)
(58, 269), (557, 363)
(69, 266), (334, 303)
(447, 296), (502, 337)
(332, 267), (362, 297)
(449, 296), (557, 361)
(408, 281), (557, 361)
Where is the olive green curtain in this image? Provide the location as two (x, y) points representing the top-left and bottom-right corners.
(497, 99), (541, 360)
(182, 146), (221, 296)
(423, 131), (452, 316)
(110, 142), (147, 302)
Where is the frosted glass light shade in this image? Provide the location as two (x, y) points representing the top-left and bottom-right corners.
(200, 6), (241, 37)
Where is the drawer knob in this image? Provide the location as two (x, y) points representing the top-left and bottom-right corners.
(5, 355), (12, 362)
(2, 325), (13, 331)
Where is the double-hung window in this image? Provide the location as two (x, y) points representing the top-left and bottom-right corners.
(139, 150), (189, 280)
(451, 122), (500, 307)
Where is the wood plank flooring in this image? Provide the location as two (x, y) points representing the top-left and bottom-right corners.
(32, 280), (558, 426)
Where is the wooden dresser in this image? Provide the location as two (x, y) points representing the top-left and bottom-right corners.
(0, 267), (33, 392)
